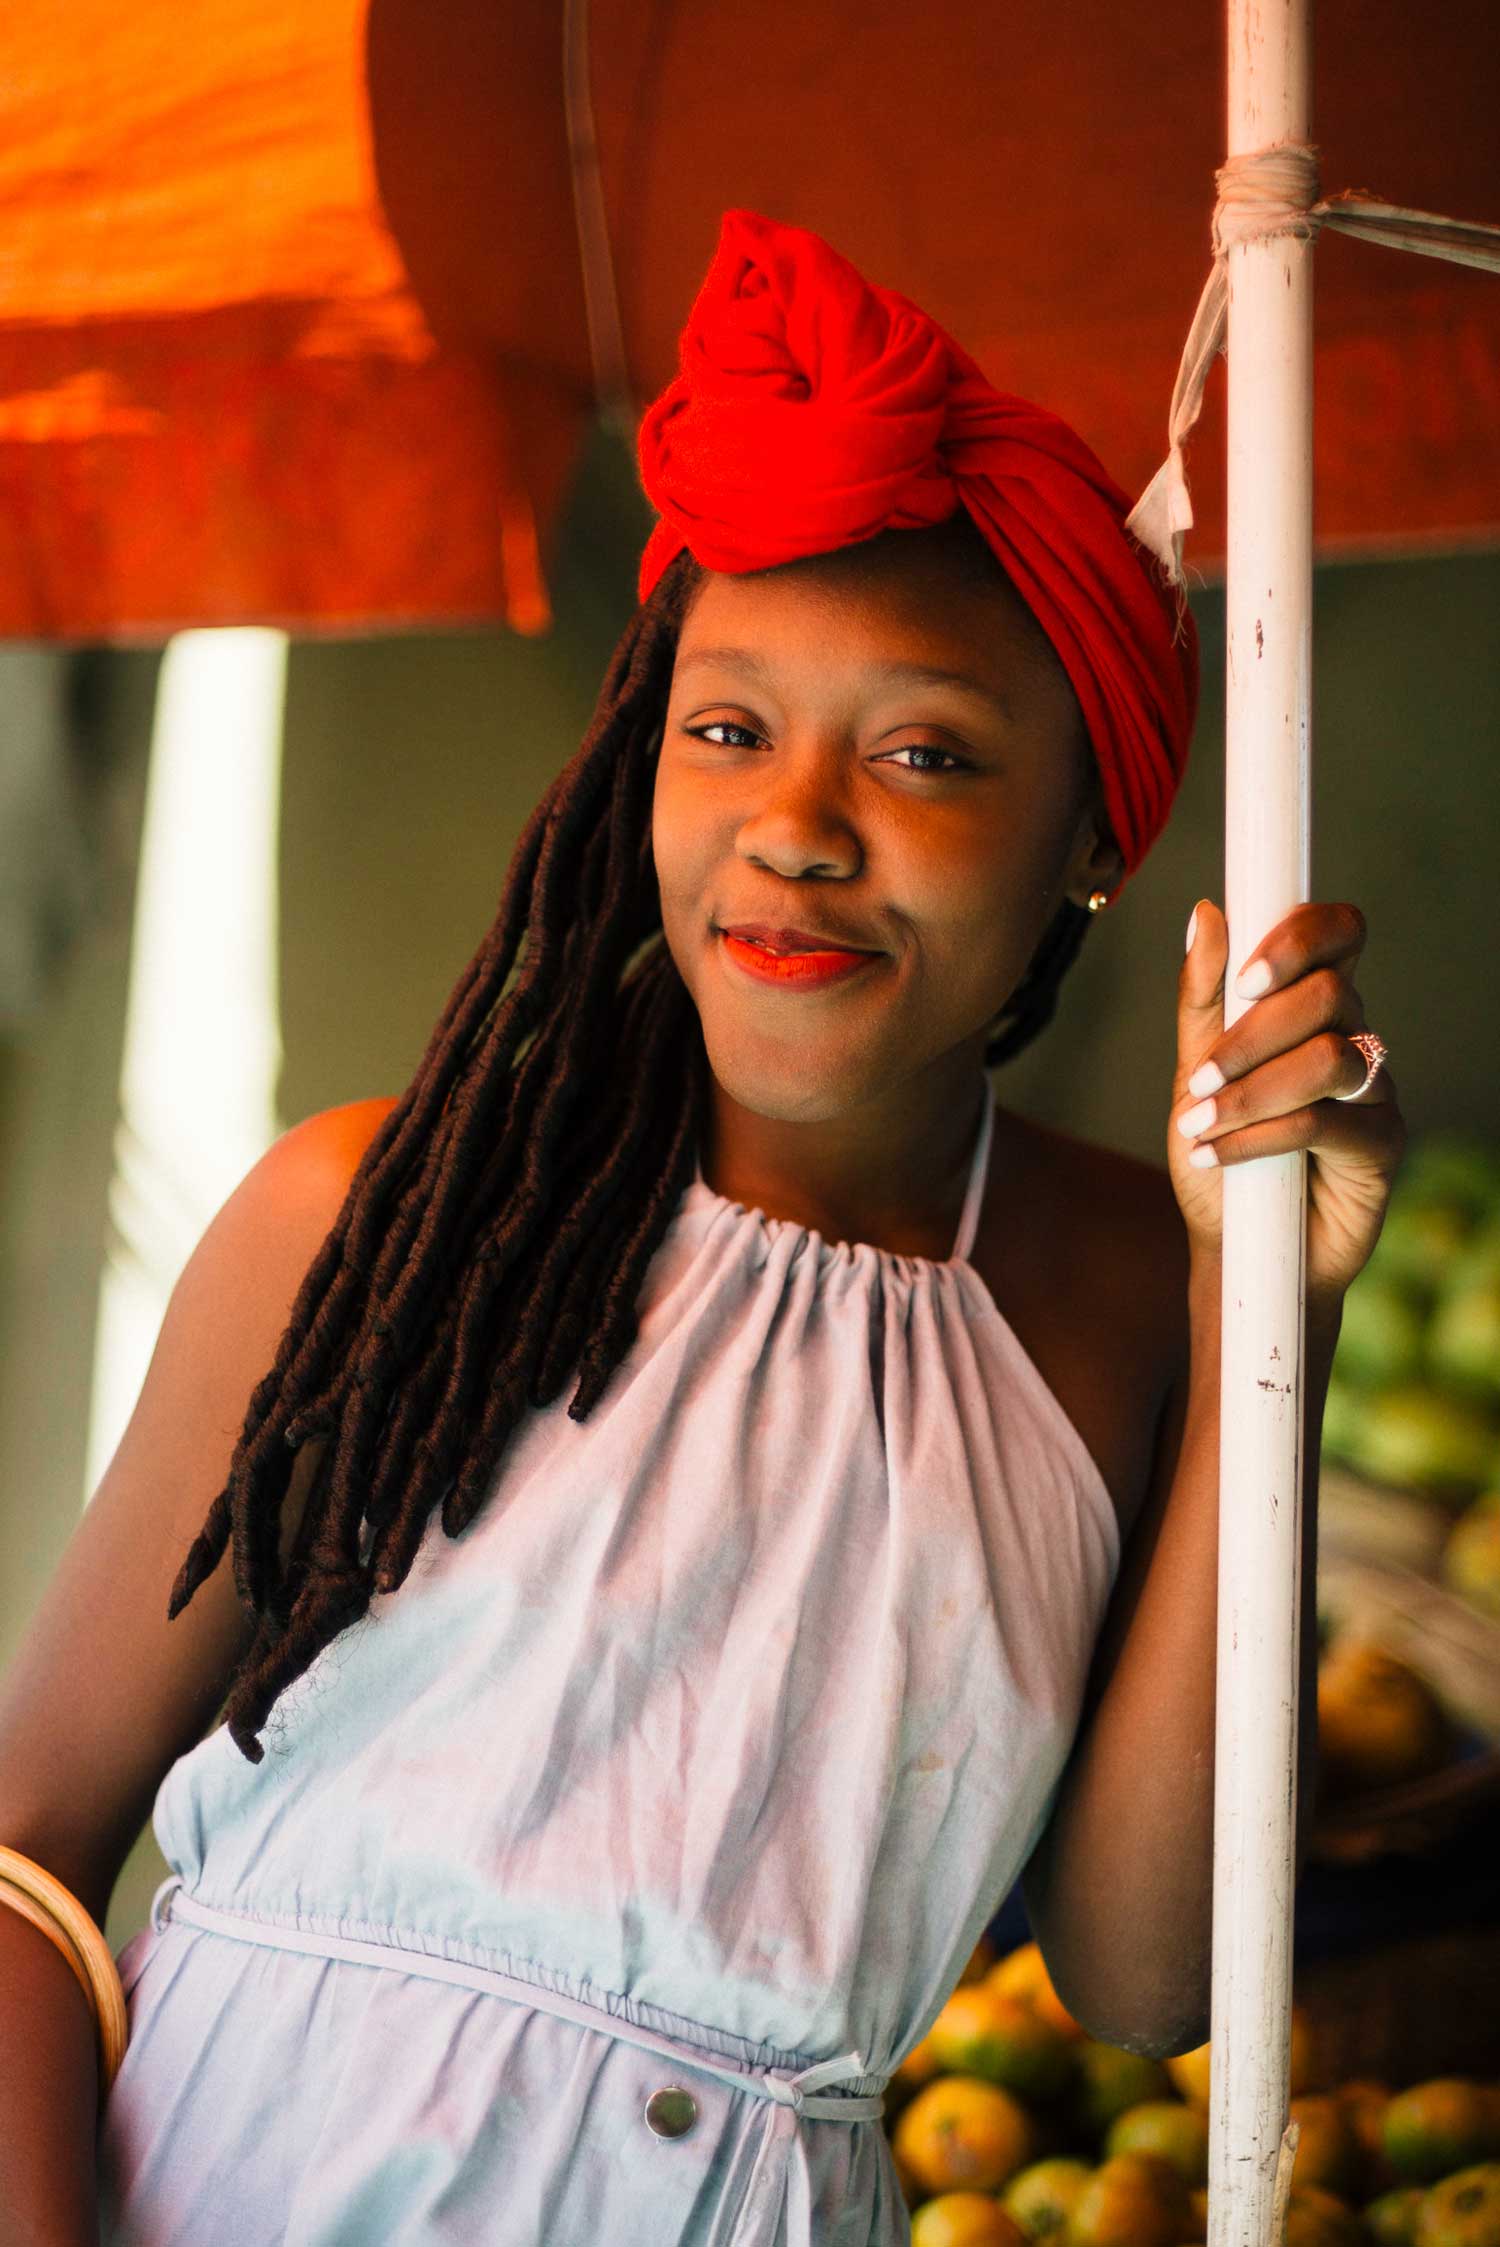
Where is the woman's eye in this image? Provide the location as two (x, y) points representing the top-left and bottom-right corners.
(686, 721), (761, 749)
(882, 743), (967, 774)
(685, 723), (965, 774)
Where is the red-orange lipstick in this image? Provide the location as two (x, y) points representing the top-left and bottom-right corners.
(718, 925), (883, 989)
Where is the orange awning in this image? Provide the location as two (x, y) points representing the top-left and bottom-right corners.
(1, 0), (1495, 640)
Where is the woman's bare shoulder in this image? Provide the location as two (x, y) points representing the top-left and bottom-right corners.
(994, 1100), (1183, 1234)
(1012, 1112), (1187, 1280)
(288, 1093), (401, 1171)
(264, 1093), (402, 1219)
(976, 1105), (1191, 1533)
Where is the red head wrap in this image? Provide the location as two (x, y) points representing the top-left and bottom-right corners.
(637, 209), (1199, 894)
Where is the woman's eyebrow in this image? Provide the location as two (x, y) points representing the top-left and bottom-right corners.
(674, 644), (1015, 722)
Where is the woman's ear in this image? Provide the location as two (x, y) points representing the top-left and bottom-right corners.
(1065, 802), (1124, 911)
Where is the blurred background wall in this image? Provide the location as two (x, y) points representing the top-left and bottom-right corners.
(2, 421), (1497, 1949)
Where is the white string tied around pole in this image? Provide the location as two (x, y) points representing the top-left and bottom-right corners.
(1127, 139), (1500, 595)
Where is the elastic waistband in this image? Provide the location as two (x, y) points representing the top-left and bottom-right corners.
(148, 1875), (888, 2247)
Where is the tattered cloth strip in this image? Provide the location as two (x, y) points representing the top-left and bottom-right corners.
(1126, 141), (1500, 586)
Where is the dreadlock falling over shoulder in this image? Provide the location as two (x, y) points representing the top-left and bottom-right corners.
(168, 549), (1102, 1765)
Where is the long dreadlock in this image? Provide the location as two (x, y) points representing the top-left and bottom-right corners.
(169, 541), (1104, 1763)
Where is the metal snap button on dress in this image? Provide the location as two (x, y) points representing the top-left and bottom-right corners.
(644, 2086), (699, 2138)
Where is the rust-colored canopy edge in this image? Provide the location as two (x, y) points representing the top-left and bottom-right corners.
(0, 0), (1494, 641)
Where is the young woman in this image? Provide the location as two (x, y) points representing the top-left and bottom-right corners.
(0, 209), (1402, 2246)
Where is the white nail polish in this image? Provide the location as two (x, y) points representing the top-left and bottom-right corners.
(1187, 1060), (1224, 1099)
(1237, 959), (1273, 998)
(1185, 905), (1199, 955)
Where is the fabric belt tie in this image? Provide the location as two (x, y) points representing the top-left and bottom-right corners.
(147, 1875), (888, 2247)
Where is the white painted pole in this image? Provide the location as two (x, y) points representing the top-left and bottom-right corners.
(1208, 4), (1314, 2247)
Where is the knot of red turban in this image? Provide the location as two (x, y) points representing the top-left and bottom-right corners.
(637, 208), (1199, 892)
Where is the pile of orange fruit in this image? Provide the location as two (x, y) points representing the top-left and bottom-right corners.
(884, 1937), (1500, 2247)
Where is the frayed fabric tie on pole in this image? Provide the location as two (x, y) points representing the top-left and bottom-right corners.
(1127, 140), (1500, 586)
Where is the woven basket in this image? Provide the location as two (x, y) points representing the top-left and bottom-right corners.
(1297, 1920), (1500, 2083)
(1310, 1465), (1500, 1862)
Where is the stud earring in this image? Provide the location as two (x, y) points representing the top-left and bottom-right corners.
(1086, 890), (1109, 913)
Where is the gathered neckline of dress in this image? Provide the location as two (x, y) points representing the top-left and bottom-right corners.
(687, 1072), (997, 1275)
(681, 1072), (1121, 1562)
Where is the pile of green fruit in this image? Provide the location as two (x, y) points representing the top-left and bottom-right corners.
(1322, 1134), (1500, 1620)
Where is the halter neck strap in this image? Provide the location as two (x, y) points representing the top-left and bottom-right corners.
(950, 1072), (996, 1264)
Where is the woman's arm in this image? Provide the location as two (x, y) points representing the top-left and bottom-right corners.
(1022, 893), (1398, 2055)
(1020, 1249), (1338, 2058)
(0, 1101), (383, 2229)
(0, 1873), (106, 2247)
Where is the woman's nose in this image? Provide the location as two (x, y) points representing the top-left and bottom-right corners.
(734, 751), (862, 880)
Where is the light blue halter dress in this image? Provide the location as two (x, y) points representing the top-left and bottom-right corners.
(97, 1073), (1120, 2247)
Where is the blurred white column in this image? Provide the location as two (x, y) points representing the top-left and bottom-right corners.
(83, 629), (288, 1506)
